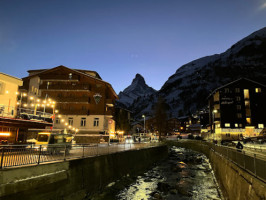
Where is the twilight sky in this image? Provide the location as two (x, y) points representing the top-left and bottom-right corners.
(0, 0), (266, 93)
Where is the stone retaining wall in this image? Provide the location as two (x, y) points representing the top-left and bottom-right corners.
(167, 140), (266, 200)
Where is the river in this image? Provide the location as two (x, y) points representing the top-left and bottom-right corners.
(90, 146), (222, 200)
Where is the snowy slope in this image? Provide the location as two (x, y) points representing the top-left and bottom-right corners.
(119, 27), (266, 119)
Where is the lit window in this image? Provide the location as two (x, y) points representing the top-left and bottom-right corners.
(239, 124), (242, 127)
(246, 118), (251, 124)
(237, 113), (242, 118)
(255, 88), (261, 93)
(81, 118), (86, 127)
(235, 123), (238, 127)
(69, 73), (72, 79)
(68, 117), (73, 126)
(94, 118), (99, 127)
(55, 118), (60, 124)
(258, 124), (264, 129)
(244, 89), (249, 99)
(225, 123), (230, 127)
(235, 88), (240, 93)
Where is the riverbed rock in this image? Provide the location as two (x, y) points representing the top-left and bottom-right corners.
(151, 192), (163, 200)
(157, 182), (170, 193)
(169, 189), (178, 194)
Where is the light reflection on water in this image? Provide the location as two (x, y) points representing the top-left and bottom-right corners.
(117, 147), (221, 200)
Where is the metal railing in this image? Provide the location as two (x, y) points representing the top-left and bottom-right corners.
(205, 142), (266, 182)
(0, 142), (161, 169)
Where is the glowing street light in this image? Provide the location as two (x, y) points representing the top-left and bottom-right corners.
(142, 114), (146, 133)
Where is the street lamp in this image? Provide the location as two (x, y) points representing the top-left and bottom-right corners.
(212, 109), (218, 141)
(142, 115), (146, 134)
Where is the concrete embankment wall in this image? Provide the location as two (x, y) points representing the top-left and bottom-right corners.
(0, 145), (168, 200)
(167, 140), (266, 200)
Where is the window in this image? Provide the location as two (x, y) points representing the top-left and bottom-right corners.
(236, 105), (241, 110)
(246, 118), (251, 124)
(237, 113), (242, 118)
(239, 124), (242, 128)
(236, 96), (241, 101)
(94, 118), (99, 127)
(258, 124), (264, 129)
(55, 118), (60, 124)
(215, 124), (220, 128)
(69, 73), (72, 79)
(0, 82), (4, 94)
(82, 106), (86, 110)
(244, 89), (249, 99)
(81, 118), (86, 127)
(255, 88), (261, 93)
(68, 117), (73, 126)
(225, 123), (230, 127)
(235, 88), (240, 93)
(235, 123), (238, 128)
(225, 88), (230, 93)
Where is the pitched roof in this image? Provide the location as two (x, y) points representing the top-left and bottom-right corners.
(23, 65), (118, 98)
(208, 78), (266, 99)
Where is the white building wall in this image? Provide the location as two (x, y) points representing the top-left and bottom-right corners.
(53, 114), (114, 134)
(0, 73), (22, 117)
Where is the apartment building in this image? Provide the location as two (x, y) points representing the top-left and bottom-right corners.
(209, 78), (266, 141)
(20, 65), (118, 143)
(0, 72), (52, 143)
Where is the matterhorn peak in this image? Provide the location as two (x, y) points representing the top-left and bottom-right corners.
(117, 73), (156, 107)
(131, 73), (146, 85)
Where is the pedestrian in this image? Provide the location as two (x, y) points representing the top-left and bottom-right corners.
(236, 141), (243, 151)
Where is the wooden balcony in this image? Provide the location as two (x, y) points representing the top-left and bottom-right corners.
(39, 84), (91, 91)
(58, 109), (90, 115)
(106, 99), (114, 107)
(55, 97), (90, 103)
(41, 74), (79, 81)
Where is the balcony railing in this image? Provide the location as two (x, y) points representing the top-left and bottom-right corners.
(39, 84), (91, 91)
(57, 109), (90, 115)
(0, 105), (53, 123)
(55, 97), (90, 103)
(41, 74), (79, 81)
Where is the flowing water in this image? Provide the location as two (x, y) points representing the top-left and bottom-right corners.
(91, 146), (222, 200)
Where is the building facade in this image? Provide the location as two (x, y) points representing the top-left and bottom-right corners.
(0, 72), (52, 144)
(0, 72), (23, 118)
(209, 78), (266, 141)
(20, 65), (118, 143)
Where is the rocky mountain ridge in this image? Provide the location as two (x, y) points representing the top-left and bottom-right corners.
(118, 27), (266, 119)
(117, 73), (156, 107)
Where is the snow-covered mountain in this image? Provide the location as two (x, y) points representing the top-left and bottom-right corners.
(119, 27), (266, 119)
(117, 74), (156, 107)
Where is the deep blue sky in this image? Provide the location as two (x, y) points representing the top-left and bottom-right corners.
(0, 0), (266, 93)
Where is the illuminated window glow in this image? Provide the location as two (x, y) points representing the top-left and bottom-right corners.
(244, 89), (249, 99)
(225, 123), (230, 127)
(258, 124), (264, 129)
(255, 88), (261, 93)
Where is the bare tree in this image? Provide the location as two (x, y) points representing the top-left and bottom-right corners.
(154, 96), (168, 141)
